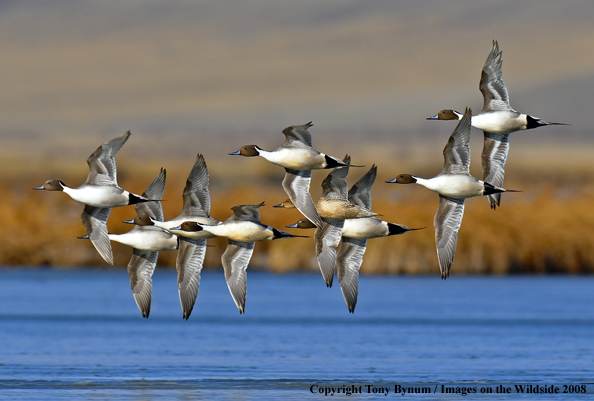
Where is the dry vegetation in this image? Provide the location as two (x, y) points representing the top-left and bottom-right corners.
(2, 144), (594, 276)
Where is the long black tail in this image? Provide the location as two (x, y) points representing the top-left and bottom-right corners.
(483, 182), (521, 196)
(324, 155), (348, 169)
(272, 228), (308, 239)
(483, 182), (506, 196)
(387, 223), (425, 236)
(128, 193), (161, 205)
(526, 115), (569, 130)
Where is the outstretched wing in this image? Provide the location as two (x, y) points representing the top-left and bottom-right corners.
(434, 196), (465, 279)
(348, 165), (377, 209)
(127, 249), (158, 318)
(180, 154), (211, 218)
(321, 155), (350, 201)
(480, 40), (512, 112)
(442, 108), (472, 175)
(81, 205), (113, 265)
(282, 169), (323, 228)
(85, 131), (131, 185)
(482, 132), (510, 209)
(135, 168), (166, 220)
(282, 122), (313, 148)
(176, 237), (206, 320)
(227, 202), (265, 223)
(336, 237), (367, 313)
(221, 240), (255, 314)
(314, 219), (344, 287)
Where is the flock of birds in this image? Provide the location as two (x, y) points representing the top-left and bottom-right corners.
(33, 41), (567, 319)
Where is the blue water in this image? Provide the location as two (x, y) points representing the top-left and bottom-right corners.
(0, 269), (593, 400)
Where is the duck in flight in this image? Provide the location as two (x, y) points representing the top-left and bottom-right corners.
(389, 108), (518, 279)
(172, 202), (307, 314)
(98, 168), (177, 318)
(427, 40), (567, 209)
(149, 154), (220, 320)
(275, 155), (379, 288)
(229, 122), (348, 229)
(287, 164), (421, 312)
(33, 131), (155, 265)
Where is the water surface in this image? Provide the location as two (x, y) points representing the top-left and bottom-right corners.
(0, 269), (592, 399)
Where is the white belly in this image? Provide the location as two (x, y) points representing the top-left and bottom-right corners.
(65, 185), (129, 208)
(419, 175), (483, 199)
(342, 218), (387, 239)
(472, 111), (526, 134)
(110, 229), (177, 252)
(205, 221), (273, 242)
(260, 148), (325, 170)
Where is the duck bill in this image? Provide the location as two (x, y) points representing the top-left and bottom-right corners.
(285, 222), (299, 228)
(170, 225), (182, 230)
(77, 235), (90, 239)
(229, 150), (241, 155)
(122, 219), (135, 224)
(385, 177), (398, 183)
(272, 203), (285, 208)
(32, 185), (45, 190)
(426, 114), (439, 120)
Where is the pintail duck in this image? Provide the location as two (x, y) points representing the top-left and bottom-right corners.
(229, 122), (348, 229)
(173, 202), (306, 314)
(101, 169), (176, 318)
(427, 41), (567, 209)
(33, 131), (155, 265)
(287, 165), (421, 312)
(276, 155), (379, 288)
(388, 108), (518, 279)
(149, 154), (220, 319)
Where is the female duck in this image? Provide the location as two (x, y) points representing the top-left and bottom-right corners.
(275, 155), (379, 288)
(287, 164), (420, 313)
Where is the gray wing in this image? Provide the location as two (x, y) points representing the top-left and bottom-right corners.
(127, 249), (158, 318)
(434, 196), (465, 279)
(314, 219), (344, 287)
(336, 237), (367, 313)
(348, 164), (377, 209)
(176, 237), (206, 320)
(442, 108), (472, 175)
(282, 122), (313, 148)
(135, 168), (166, 220)
(180, 154), (211, 217)
(221, 240), (254, 314)
(282, 169), (323, 228)
(81, 205), (113, 265)
(85, 131), (131, 186)
(482, 132), (510, 209)
(227, 202), (264, 223)
(480, 40), (512, 112)
(320, 155), (350, 200)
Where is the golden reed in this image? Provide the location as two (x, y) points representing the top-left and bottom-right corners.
(5, 160), (594, 275)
